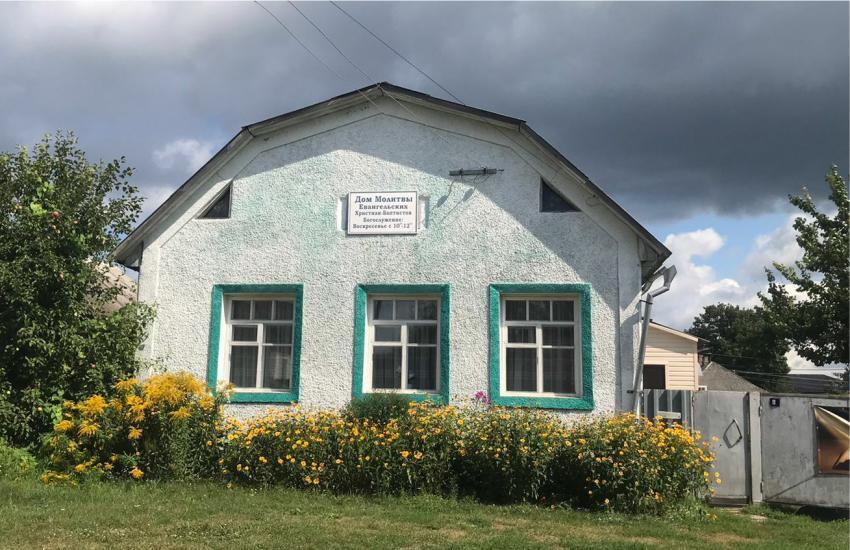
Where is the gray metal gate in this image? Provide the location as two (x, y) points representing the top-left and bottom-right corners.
(759, 394), (849, 509)
(692, 391), (761, 504)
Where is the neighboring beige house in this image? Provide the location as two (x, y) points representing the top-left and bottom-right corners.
(643, 322), (700, 390)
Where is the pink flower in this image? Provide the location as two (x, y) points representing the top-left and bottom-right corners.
(474, 391), (490, 404)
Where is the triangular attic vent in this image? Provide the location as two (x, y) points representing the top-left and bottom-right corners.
(540, 178), (580, 212)
(199, 185), (231, 219)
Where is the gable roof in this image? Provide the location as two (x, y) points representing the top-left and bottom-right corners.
(648, 321), (701, 343)
(699, 361), (764, 391)
(700, 362), (763, 392)
(114, 82), (671, 279)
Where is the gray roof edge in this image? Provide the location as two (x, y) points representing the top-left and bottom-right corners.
(114, 82), (671, 269)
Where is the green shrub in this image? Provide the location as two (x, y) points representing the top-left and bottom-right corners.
(219, 401), (459, 496)
(0, 133), (154, 447)
(42, 372), (226, 481)
(549, 414), (715, 514)
(38, 372), (717, 515)
(453, 408), (560, 503)
(344, 393), (411, 424)
(0, 439), (38, 480)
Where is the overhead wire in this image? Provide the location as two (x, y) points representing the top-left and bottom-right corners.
(252, 1), (390, 128)
(328, 1), (599, 194)
(284, 1), (483, 178)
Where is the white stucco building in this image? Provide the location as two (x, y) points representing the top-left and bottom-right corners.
(114, 83), (670, 415)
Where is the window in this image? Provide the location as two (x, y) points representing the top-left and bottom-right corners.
(207, 284), (303, 403)
(540, 178), (580, 212)
(502, 297), (579, 395)
(353, 284), (450, 403)
(488, 284), (593, 410)
(643, 364), (666, 390)
(225, 297), (294, 390)
(199, 185), (231, 219)
(367, 297), (440, 392)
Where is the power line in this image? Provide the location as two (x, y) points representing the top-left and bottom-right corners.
(330, 1), (464, 104)
(253, 1), (344, 81)
(326, 1), (605, 203)
(287, 1), (372, 84)
(286, 1), (481, 171)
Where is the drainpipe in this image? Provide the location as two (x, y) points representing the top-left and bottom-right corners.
(632, 265), (677, 415)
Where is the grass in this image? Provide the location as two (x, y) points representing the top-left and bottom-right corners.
(0, 479), (847, 549)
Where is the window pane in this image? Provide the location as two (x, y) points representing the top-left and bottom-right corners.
(408, 347), (437, 391)
(507, 326), (536, 344)
(265, 324), (292, 345)
(201, 186), (231, 219)
(372, 347), (402, 389)
(543, 348), (575, 393)
(373, 300), (393, 320)
(273, 300), (293, 321)
(374, 326), (401, 342)
(542, 326), (574, 347)
(529, 300), (550, 321)
(230, 346), (258, 388)
(396, 300), (416, 320)
(505, 300), (526, 321)
(506, 348), (536, 392)
(552, 300), (575, 322)
(232, 325), (257, 342)
(231, 300), (251, 320)
(409, 325), (437, 345)
(263, 346), (291, 390)
(253, 300), (272, 320)
(417, 300), (437, 320)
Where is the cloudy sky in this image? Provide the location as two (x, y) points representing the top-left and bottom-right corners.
(1, 2), (847, 345)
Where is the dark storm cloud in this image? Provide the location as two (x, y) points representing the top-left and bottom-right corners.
(0, 2), (846, 221)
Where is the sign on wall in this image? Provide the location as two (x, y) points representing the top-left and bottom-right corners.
(347, 191), (418, 235)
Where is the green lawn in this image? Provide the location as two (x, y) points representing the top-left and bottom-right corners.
(0, 479), (846, 549)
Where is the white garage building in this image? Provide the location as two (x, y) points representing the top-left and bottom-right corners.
(114, 83), (670, 415)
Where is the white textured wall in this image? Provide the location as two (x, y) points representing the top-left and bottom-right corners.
(136, 97), (643, 416)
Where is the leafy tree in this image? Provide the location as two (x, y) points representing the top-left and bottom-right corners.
(760, 166), (849, 367)
(688, 303), (790, 390)
(0, 133), (154, 447)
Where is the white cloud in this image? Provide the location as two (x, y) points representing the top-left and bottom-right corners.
(650, 228), (747, 329)
(742, 214), (803, 282)
(153, 139), (214, 175)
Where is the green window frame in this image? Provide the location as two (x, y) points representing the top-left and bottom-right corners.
(352, 284), (451, 404)
(488, 283), (593, 410)
(207, 284), (303, 403)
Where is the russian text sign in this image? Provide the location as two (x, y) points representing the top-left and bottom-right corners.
(347, 191), (418, 235)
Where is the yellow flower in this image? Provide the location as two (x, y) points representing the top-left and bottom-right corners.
(170, 407), (191, 420)
(78, 422), (98, 437)
(400, 450), (410, 459)
(130, 467), (144, 480)
(74, 463), (87, 473)
(55, 420), (74, 432)
(78, 395), (107, 416)
(259, 456), (267, 464)
(128, 427), (143, 440)
(413, 451), (423, 460)
(114, 378), (138, 392)
(207, 440), (213, 447)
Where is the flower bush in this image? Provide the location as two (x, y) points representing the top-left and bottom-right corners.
(550, 413), (717, 513)
(41, 374), (717, 514)
(219, 401), (459, 496)
(343, 393), (411, 424)
(454, 408), (563, 503)
(42, 373), (227, 481)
